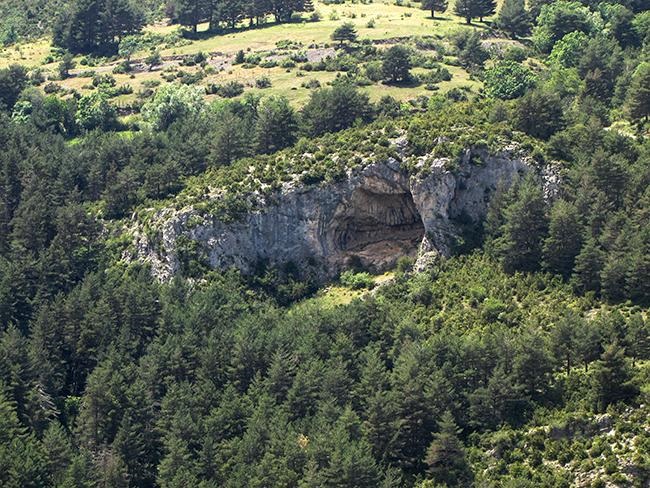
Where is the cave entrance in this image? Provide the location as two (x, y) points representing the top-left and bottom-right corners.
(328, 188), (424, 270)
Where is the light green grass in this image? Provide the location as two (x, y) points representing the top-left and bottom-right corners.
(0, 0), (496, 67)
(160, 0), (492, 58)
(0, 0), (493, 106)
(291, 270), (395, 310)
(0, 38), (52, 68)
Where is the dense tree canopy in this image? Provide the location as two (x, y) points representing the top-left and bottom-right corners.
(0, 0), (649, 485)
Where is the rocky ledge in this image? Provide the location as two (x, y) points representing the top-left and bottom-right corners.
(133, 145), (544, 281)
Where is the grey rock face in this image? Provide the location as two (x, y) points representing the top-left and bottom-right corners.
(134, 146), (533, 281)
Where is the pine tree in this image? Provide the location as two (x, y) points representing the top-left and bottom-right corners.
(550, 312), (579, 375)
(468, 366), (526, 429)
(475, 0), (496, 22)
(331, 22), (358, 46)
(495, 176), (548, 274)
(625, 224), (650, 304)
(42, 422), (73, 486)
(174, 0), (210, 33)
(590, 342), (639, 412)
(624, 314), (650, 366)
(572, 235), (603, 294)
(321, 411), (381, 487)
(382, 45), (413, 83)
(458, 30), (489, 68)
(0, 385), (48, 488)
(543, 200), (583, 279)
(254, 96), (298, 155)
(421, 0), (448, 18)
(600, 234), (630, 303)
(0, 64), (28, 110)
(54, 0), (145, 54)
(454, 0), (476, 23)
(590, 150), (628, 209)
(424, 411), (472, 486)
(627, 61), (650, 123)
(362, 390), (397, 462)
(496, 0), (530, 38)
(512, 326), (553, 399)
(0, 149), (22, 253)
(210, 110), (251, 165)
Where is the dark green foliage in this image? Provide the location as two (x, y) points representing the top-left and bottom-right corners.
(589, 343), (639, 412)
(54, 0), (146, 55)
(627, 61), (650, 122)
(475, 0), (496, 21)
(572, 236), (604, 294)
(543, 200), (583, 279)
(454, 0), (477, 23)
(0, 6), (649, 483)
(58, 54), (76, 80)
(382, 45), (413, 83)
(513, 89), (564, 140)
(493, 176), (548, 274)
(254, 96), (298, 154)
(421, 0), (448, 18)
(331, 22), (358, 45)
(456, 30), (489, 69)
(300, 83), (372, 137)
(496, 0), (530, 38)
(425, 411), (472, 486)
(0, 65), (28, 110)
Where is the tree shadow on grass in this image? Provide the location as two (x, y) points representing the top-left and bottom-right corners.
(180, 17), (320, 42)
(381, 77), (422, 88)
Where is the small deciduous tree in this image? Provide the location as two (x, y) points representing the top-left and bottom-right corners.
(532, 0), (595, 53)
(484, 60), (536, 100)
(141, 83), (205, 131)
(75, 91), (118, 131)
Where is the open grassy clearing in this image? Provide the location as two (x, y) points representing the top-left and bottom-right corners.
(289, 270), (395, 310)
(1, 0), (507, 109)
(159, 1), (493, 58)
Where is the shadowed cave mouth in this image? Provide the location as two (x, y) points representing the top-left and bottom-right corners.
(328, 187), (424, 270)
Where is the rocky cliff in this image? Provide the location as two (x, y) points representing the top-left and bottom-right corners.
(133, 143), (542, 281)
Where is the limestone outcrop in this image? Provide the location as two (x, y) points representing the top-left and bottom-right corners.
(134, 145), (539, 281)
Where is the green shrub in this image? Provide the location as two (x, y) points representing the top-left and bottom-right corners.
(340, 270), (375, 290)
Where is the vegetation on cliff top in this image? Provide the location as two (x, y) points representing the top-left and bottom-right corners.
(0, 0), (649, 485)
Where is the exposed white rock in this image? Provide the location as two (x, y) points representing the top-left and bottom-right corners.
(134, 145), (540, 281)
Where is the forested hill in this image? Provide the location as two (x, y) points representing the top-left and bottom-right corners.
(0, 0), (649, 485)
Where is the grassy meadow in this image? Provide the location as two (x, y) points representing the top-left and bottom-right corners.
(0, 0), (505, 109)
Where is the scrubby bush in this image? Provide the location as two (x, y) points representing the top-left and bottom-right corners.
(340, 270), (375, 289)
